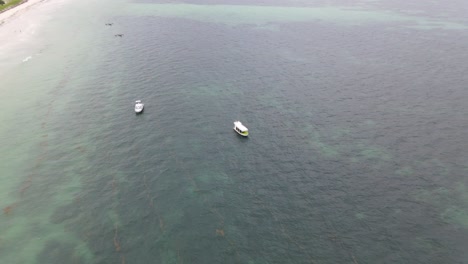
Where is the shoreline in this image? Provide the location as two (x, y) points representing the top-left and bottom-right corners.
(0, 0), (46, 26)
(0, 0), (28, 14)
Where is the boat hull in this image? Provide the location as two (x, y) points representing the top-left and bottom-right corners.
(233, 126), (248, 137)
(135, 104), (144, 114)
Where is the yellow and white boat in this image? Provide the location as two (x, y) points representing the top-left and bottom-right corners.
(233, 121), (248, 137)
(135, 100), (144, 114)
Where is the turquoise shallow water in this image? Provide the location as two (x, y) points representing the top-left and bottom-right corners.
(1, 0), (468, 263)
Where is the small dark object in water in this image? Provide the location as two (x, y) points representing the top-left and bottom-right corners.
(115, 34), (124, 37)
(105, 23), (113, 26)
(3, 206), (12, 215)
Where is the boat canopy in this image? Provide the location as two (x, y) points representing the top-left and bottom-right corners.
(234, 121), (248, 132)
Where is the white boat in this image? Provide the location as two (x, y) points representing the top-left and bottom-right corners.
(135, 100), (144, 113)
(233, 121), (248, 137)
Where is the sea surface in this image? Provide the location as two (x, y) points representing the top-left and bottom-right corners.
(1, 0), (468, 263)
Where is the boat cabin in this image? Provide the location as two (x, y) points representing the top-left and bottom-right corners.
(233, 121), (248, 137)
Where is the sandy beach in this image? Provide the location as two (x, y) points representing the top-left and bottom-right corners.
(0, 0), (47, 26)
(0, 0), (62, 67)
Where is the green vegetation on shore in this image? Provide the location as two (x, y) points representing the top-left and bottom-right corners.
(0, 0), (24, 12)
